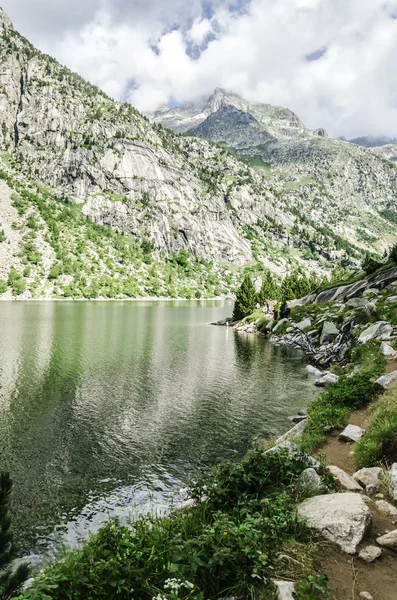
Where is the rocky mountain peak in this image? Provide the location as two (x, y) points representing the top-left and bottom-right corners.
(205, 87), (245, 113)
(0, 7), (13, 30)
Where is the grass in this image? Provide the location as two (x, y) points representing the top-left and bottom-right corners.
(300, 372), (383, 454)
(16, 447), (331, 600)
(354, 383), (397, 468)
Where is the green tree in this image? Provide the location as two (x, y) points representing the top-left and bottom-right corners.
(257, 269), (278, 304)
(0, 473), (29, 599)
(233, 274), (257, 321)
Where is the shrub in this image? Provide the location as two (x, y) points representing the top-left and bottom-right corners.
(0, 229), (6, 243)
(0, 280), (7, 294)
(233, 274), (257, 320)
(301, 373), (383, 453)
(355, 384), (397, 467)
(7, 269), (26, 296)
(389, 243), (397, 264)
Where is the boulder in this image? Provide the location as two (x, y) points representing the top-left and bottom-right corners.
(273, 318), (289, 333)
(295, 318), (312, 330)
(389, 463), (397, 502)
(358, 545), (382, 563)
(375, 500), (397, 517)
(297, 493), (372, 554)
(386, 295), (397, 303)
(328, 466), (363, 491)
(363, 288), (379, 297)
(306, 365), (324, 378)
(320, 321), (339, 345)
(358, 321), (393, 344)
(353, 467), (383, 490)
(315, 373), (339, 387)
(380, 342), (396, 357)
(359, 593), (373, 600)
(288, 415), (307, 424)
(339, 424), (366, 443)
(275, 420), (308, 445)
(376, 529), (397, 549)
(376, 370), (397, 390)
(272, 580), (296, 600)
(298, 468), (326, 495)
(346, 297), (370, 308)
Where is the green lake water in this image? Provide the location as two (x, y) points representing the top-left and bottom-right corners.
(0, 300), (316, 564)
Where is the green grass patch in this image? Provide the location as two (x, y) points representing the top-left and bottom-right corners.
(300, 373), (383, 454)
(354, 383), (397, 467)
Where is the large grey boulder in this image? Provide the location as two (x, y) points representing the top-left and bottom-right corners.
(306, 365), (324, 378)
(376, 529), (397, 549)
(275, 420), (308, 445)
(320, 321), (339, 345)
(297, 493), (372, 554)
(358, 321), (393, 344)
(376, 370), (397, 390)
(315, 372), (339, 387)
(346, 297), (370, 309)
(363, 288), (379, 297)
(386, 295), (397, 303)
(328, 466), (363, 491)
(389, 463), (397, 501)
(353, 467), (383, 490)
(339, 424), (366, 443)
(273, 318), (289, 333)
(295, 318), (312, 330)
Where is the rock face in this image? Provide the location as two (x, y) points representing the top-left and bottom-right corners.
(389, 464), (397, 501)
(358, 322), (393, 344)
(376, 370), (397, 390)
(328, 466), (363, 491)
(339, 425), (366, 443)
(297, 493), (372, 554)
(353, 467), (383, 490)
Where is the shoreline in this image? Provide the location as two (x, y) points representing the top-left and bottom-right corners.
(0, 296), (235, 303)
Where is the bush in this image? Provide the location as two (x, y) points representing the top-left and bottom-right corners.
(7, 269), (26, 296)
(389, 243), (397, 264)
(301, 373), (383, 453)
(16, 449), (320, 600)
(0, 279), (7, 294)
(233, 274), (257, 320)
(355, 384), (397, 467)
(0, 229), (6, 243)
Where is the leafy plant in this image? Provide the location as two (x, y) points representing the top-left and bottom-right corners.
(233, 274), (257, 320)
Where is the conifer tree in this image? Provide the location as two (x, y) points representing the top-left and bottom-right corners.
(257, 269), (277, 304)
(0, 473), (29, 600)
(233, 274), (257, 321)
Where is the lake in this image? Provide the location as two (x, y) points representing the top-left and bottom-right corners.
(0, 300), (316, 564)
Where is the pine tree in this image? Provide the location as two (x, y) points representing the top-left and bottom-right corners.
(257, 269), (277, 304)
(0, 473), (29, 600)
(233, 274), (257, 321)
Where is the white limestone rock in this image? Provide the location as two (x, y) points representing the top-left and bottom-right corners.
(358, 321), (393, 344)
(358, 545), (382, 563)
(315, 373), (339, 387)
(353, 467), (383, 490)
(272, 580), (296, 600)
(306, 365), (324, 378)
(339, 425), (366, 443)
(319, 321), (339, 345)
(298, 468), (326, 495)
(376, 370), (397, 390)
(375, 500), (397, 517)
(328, 466), (363, 492)
(380, 342), (396, 357)
(376, 529), (397, 549)
(297, 493), (372, 554)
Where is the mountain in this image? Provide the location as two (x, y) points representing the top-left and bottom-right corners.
(152, 89), (397, 255)
(0, 9), (396, 299)
(349, 136), (397, 148)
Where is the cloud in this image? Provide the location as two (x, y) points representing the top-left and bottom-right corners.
(3, 0), (397, 137)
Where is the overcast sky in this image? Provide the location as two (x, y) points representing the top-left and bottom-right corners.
(3, 0), (397, 138)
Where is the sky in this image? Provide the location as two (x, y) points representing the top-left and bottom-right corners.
(3, 0), (397, 138)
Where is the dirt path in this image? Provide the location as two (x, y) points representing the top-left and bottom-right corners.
(313, 358), (397, 600)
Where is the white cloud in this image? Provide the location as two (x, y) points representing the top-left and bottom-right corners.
(3, 0), (397, 137)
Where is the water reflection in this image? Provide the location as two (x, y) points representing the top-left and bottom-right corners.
(0, 301), (316, 561)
